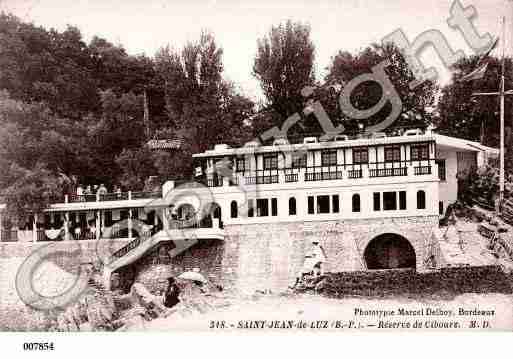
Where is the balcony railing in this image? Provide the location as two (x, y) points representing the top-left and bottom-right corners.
(285, 173), (299, 182)
(245, 175), (279, 185)
(207, 176), (223, 187)
(347, 169), (363, 179)
(414, 166), (432, 175)
(304, 165), (345, 182)
(369, 167), (408, 177)
(305, 171), (343, 182)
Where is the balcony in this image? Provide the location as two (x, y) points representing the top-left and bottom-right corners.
(369, 167), (408, 178)
(305, 171), (344, 182)
(347, 169), (363, 179)
(245, 175), (279, 185)
(414, 166), (432, 175)
(200, 160), (437, 188)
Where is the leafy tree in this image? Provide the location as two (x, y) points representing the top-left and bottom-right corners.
(0, 92), (74, 220)
(114, 147), (156, 191)
(436, 56), (513, 150)
(253, 20), (315, 126)
(85, 90), (146, 184)
(154, 31), (254, 176)
(325, 43), (437, 133)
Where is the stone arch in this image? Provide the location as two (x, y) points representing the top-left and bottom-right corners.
(176, 203), (196, 220)
(363, 233), (416, 270)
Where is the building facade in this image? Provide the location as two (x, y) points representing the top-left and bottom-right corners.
(0, 131), (498, 293)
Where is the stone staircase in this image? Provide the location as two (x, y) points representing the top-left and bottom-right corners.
(102, 221), (225, 289)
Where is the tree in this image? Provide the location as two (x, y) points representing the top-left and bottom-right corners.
(154, 31), (254, 176)
(253, 20), (315, 125)
(436, 56), (513, 149)
(85, 89), (146, 185)
(0, 92), (74, 221)
(115, 147), (156, 191)
(325, 43), (437, 133)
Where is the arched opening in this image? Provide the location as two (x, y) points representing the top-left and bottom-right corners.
(289, 197), (296, 215)
(230, 201), (238, 218)
(352, 194), (360, 212)
(176, 203), (196, 220)
(204, 202), (223, 228)
(417, 190), (426, 209)
(364, 233), (416, 270)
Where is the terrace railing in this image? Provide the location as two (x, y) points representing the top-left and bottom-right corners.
(100, 192), (129, 201)
(66, 190), (162, 203)
(131, 191), (162, 200)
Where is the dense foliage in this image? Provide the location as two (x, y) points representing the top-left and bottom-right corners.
(0, 12), (507, 219)
(0, 13), (254, 220)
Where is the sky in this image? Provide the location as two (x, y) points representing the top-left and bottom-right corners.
(1, 0), (512, 100)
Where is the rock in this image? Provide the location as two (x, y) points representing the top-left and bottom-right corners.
(315, 279), (328, 293)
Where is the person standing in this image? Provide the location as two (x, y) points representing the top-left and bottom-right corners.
(163, 277), (181, 308)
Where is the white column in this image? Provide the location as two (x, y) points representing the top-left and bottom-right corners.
(32, 214), (37, 242)
(162, 208), (168, 230)
(101, 210), (106, 233)
(96, 210), (101, 240)
(64, 212), (70, 241)
(128, 208), (133, 239)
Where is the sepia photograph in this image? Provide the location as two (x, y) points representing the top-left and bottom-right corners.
(0, 0), (512, 353)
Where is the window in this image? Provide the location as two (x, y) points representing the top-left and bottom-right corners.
(352, 194), (361, 212)
(289, 197), (297, 215)
(417, 190), (426, 209)
(439, 201), (444, 215)
(248, 199), (254, 217)
(353, 148), (368, 164)
(373, 192), (381, 211)
(317, 195), (330, 214)
(230, 201), (238, 218)
(436, 159), (446, 181)
(236, 157), (247, 172)
(332, 195), (340, 213)
(321, 150), (337, 166)
(271, 198), (278, 216)
(411, 144), (429, 160)
(399, 191), (407, 210)
(263, 154), (278, 170)
(292, 152), (307, 168)
(385, 145), (401, 162)
(308, 196), (315, 214)
(257, 198), (269, 217)
(383, 192), (397, 210)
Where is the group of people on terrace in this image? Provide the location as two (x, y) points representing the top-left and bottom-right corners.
(76, 183), (122, 197)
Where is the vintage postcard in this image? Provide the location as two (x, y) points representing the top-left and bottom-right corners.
(0, 0), (512, 350)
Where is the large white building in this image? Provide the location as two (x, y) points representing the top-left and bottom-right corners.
(0, 130), (498, 292)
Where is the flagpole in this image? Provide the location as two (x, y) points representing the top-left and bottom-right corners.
(499, 16), (506, 213)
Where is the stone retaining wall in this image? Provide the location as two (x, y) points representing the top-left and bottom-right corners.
(223, 216), (440, 292)
(316, 266), (513, 298)
(0, 240), (127, 309)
